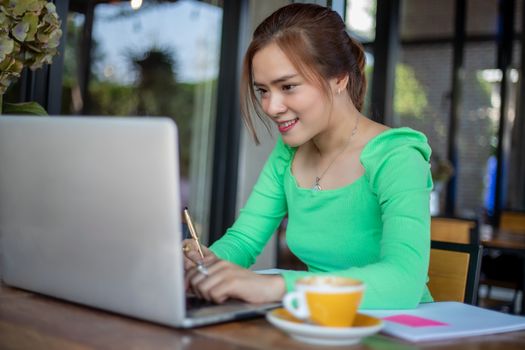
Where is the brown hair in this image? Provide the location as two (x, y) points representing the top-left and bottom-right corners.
(240, 3), (367, 144)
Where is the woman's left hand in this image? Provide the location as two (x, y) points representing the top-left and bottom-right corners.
(186, 259), (285, 304)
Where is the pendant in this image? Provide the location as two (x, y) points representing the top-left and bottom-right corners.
(311, 177), (322, 192)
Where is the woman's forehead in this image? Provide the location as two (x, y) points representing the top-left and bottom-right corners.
(252, 43), (300, 84)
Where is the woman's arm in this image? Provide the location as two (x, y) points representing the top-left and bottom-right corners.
(185, 138), (291, 303)
(209, 137), (291, 266)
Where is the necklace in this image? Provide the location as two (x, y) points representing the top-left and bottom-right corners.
(311, 116), (360, 192)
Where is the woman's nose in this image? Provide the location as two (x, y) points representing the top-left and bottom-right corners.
(264, 94), (287, 117)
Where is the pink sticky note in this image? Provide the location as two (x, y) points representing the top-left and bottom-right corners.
(383, 314), (448, 327)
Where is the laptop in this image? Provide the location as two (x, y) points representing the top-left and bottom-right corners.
(0, 115), (279, 328)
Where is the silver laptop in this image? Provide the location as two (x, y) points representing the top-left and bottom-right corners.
(0, 115), (278, 328)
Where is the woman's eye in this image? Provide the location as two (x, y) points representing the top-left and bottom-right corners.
(255, 87), (268, 97)
(282, 84), (296, 92)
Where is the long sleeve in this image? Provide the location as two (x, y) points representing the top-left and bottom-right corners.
(209, 137), (292, 267)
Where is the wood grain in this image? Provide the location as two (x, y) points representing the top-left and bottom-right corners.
(2, 283), (525, 349)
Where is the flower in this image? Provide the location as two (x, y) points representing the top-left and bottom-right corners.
(0, 0), (62, 95)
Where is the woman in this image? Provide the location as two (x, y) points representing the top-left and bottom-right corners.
(184, 3), (433, 309)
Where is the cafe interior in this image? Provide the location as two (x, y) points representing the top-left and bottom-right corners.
(1, 0), (525, 348)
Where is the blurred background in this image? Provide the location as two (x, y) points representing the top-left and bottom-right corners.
(3, 1), (525, 307)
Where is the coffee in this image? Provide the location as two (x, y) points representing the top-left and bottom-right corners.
(283, 276), (364, 327)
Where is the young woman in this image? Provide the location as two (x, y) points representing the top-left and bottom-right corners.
(183, 3), (433, 309)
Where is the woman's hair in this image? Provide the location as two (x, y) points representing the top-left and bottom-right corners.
(240, 3), (367, 144)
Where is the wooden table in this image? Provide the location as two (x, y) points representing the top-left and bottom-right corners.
(481, 228), (525, 314)
(481, 228), (525, 252)
(1, 284), (525, 349)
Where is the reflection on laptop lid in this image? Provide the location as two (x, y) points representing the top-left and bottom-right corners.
(0, 116), (278, 328)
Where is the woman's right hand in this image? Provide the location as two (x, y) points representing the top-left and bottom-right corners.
(181, 238), (218, 272)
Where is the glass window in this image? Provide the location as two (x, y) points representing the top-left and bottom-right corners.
(345, 0), (376, 42)
(516, 0), (523, 34)
(344, 0), (376, 116)
(457, 42), (498, 218)
(394, 44), (453, 170)
(400, 0), (454, 40)
(467, 0), (498, 36)
(507, 35), (522, 209)
(63, 0), (223, 240)
(395, 0), (455, 215)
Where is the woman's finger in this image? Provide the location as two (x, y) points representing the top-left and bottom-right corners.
(191, 267), (224, 301)
(183, 256), (197, 271)
(189, 260), (236, 301)
(188, 264), (215, 299)
(181, 239), (217, 265)
(187, 259), (221, 299)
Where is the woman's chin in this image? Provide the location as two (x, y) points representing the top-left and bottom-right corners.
(281, 134), (307, 148)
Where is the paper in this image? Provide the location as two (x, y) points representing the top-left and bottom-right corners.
(363, 302), (525, 342)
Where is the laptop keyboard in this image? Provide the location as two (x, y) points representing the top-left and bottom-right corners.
(185, 295), (281, 321)
(186, 296), (216, 311)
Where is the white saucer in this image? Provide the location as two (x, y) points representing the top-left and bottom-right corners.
(266, 308), (383, 346)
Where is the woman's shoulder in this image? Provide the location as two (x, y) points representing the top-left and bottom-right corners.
(272, 135), (295, 156)
(265, 135), (295, 167)
(360, 126), (432, 168)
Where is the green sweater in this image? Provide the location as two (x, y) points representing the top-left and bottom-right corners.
(210, 128), (434, 309)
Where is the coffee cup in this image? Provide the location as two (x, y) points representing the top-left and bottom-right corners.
(282, 276), (364, 327)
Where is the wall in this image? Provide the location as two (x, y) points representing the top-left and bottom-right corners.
(236, 0), (290, 269)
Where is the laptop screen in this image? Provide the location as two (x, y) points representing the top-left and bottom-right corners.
(0, 116), (187, 326)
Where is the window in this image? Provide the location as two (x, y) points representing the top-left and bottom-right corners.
(345, 0), (376, 116)
(63, 0), (223, 238)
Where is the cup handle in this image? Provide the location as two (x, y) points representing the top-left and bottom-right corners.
(282, 291), (309, 320)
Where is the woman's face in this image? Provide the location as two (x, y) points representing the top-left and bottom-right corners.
(252, 42), (332, 147)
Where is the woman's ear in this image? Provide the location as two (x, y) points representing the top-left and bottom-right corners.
(332, 74), (349, 95)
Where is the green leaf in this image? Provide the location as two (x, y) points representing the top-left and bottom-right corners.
(2, 101), (48, 115)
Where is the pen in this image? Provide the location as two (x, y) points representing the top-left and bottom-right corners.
(183, 207), (205, 261)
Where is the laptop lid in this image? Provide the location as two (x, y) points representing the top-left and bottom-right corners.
(0, 115), (279, 328)
(0, 116), (187, 326)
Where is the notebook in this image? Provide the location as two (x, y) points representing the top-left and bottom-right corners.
(363, 301), (525, 342)
(0, 115), (279, 328)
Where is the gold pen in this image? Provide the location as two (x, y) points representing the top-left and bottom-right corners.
(183, 207), (205, 260)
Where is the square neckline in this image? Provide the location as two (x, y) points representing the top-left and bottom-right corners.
(286, 127), (406, 192)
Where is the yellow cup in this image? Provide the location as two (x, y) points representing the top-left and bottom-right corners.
(282, 276), (364, 327)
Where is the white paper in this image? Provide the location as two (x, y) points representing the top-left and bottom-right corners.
(362, 302), (525, 342)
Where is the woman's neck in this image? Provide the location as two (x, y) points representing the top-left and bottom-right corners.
(311, 102), (362, 158)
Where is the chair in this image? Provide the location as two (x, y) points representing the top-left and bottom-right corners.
(430, 216), (479, 244)
(500, 211), (525, 233)
(428, 240), (482, 305)
(479, 210), (525, 313)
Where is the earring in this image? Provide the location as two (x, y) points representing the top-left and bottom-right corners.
(337, 88), (341, 95)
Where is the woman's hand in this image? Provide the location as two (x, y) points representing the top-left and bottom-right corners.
(182, 238), (218, 272)
(186, 259), (286, 304)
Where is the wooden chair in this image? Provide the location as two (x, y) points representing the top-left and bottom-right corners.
(479, 210), (525, 313)
(428, 240), (482, 305)
(431, 216), (479, 244)
(500, 211), (525, 233)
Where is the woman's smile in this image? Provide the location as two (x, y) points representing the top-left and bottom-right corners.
(277, 118), (299, 133)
